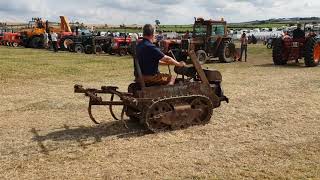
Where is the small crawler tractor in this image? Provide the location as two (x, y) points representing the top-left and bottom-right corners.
(74, 51), (229, 132)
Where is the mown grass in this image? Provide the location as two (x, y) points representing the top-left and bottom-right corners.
(1, 44), (320, 179)
(0, 46), (134, 83)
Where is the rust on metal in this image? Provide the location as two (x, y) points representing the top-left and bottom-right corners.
(74, 51), (228, 132)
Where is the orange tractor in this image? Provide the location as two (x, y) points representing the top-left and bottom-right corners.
(20, 16), (72, 48)
(273, 31), (320, 67)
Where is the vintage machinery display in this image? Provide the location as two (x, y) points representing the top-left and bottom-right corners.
(273, 34), (320, 67)
(74, 50), (229, 132)
(109, 37), (132, 56)
(2, 32), (21, 47)
(20, 16), (72, 48)
(160, 17), (236, 64)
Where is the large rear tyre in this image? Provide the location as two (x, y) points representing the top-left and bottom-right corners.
(272, 38), (287, 65)
(219, 42), (235, 63)
(304, 37), (320, 67)
(30, 37), (42, 48)
(84, 45), (93, 54)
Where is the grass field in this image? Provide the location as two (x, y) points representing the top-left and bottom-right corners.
(0, 44), (320, 179)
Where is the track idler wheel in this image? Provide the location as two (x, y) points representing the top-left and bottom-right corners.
(190, 96), (214, 125)
(145, 101), (173, 132)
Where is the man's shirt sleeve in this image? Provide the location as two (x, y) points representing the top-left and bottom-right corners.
(149, 45), (165, 62)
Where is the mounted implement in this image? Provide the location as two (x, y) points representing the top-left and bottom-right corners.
(74, 50), (228, 132)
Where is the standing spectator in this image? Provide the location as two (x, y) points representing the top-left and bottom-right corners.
(50, 31), (58, 52)
(184, 30), (190, 39)
(238, 32), (248, 62)
(293, 24), (305, 39)
(43, 31), (49, 49)
(131, 32), (139, 56)
(156, 31), (164, 42)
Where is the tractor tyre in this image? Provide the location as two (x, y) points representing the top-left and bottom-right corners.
(84, 45), (93, 54)
(95, 45), (103, 54)
(103, 44), (111, 53)
(30, 37), (42, 48)
(74, 44), (84, 53)
(304, 37), (320, 67)
(272, 38), (287, 65)
(63, 38), (74, 50)
(219, 42), (235, 63)
(267, 43), (272, 49)
(12, 42), (18, 47)
(196, 50), (207, 64)
(118, 48), (127, 56)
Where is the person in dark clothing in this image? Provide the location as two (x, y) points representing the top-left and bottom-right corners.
(238, 32), (248, 62)
(136, 24), (185, 85)
(293, 24), (305, 39)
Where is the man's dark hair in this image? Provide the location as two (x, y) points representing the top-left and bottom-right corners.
(143, 24), (154, 36)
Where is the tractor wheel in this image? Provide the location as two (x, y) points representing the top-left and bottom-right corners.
(196, 50), (207, 64)
(103, 44), (111, 53)
(304, 37), (320, 67)
(74, 44), (84, 53)
(118, 48), (127, 56)
(84, 45), (93, 54)
(12, 42), (18, 47)
(30, 37), (42, 48)
(95, 45), (103, 54)
(219, 42), (235, 63)
(63, 38), (74, 50)
(272, 38), (287, 65)
(267, 43), (272, 49)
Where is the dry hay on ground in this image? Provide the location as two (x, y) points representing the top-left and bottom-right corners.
(0, 44), (319, 179)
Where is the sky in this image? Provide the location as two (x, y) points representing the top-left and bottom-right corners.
(0, 0), (319, 24)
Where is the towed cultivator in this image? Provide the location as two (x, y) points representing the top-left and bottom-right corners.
(74, 51), (228, 132)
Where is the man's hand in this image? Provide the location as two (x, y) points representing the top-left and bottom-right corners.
(177, 61), (186, 67)
(160, 55), (186, 67)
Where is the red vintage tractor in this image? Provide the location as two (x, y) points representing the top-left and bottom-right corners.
(160, 17), (236, 64)
(273, 34), (320, 67)
(109, 37), (132, 56)
(3, 32), (22, 47)
(0, 33), (3, 45)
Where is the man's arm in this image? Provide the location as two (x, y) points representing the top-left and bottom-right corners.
(159, 55), (185, 67)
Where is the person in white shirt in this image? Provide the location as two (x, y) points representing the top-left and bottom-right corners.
(43, 31), (49, 49)
(131, 33), (138, 42)
(50, 31), (58, 52)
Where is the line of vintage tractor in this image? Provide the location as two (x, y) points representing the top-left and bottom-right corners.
(1, 17), (319, 66)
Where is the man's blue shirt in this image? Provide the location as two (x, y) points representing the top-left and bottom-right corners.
(136, 38), (165, 76)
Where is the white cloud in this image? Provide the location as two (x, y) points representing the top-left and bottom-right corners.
(0, 0), (319, 24)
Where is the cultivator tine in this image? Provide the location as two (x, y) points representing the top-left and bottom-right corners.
(121, 106), (128, 129)
(109, 93), (120, 121)
(88, 103), (99, 124)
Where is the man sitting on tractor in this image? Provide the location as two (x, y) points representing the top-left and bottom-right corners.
(293, 24), (305, 39)
(136, 24), (185, 86)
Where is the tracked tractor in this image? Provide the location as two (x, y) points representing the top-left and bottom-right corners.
(160, 18), (236, 64)
(74, 50), (228, 133)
